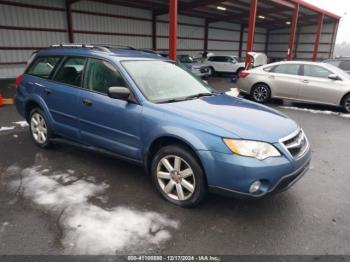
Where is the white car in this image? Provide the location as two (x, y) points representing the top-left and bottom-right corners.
(237, 61), (350, 113)
(206, 55), (245, 75)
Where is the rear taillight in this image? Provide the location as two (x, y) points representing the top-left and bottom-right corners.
(239, 71), (250, 78)
(15, 75), (24, 88)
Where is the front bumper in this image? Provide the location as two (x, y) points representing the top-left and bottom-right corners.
(197, 145), (311, 199)
(209, 158), (310, 198)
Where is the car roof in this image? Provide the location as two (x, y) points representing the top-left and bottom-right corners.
(36, 46), (165, 61)
(263, 60), (332, 67)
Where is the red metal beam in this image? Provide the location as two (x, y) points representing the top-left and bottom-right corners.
(287, 3), (299, 60)
(204, 20), (209, 53)
(245, 0), (258, 66)
(65, 0), (74, 43)
(312, 13), (324, 61)
(152, 12), (157, 50)
(168, 0), (178, 60)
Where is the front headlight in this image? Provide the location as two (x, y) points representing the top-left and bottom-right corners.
(223, 139), (281, 160)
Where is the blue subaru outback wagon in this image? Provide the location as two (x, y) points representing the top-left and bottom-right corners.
(15, 44), (311, 207)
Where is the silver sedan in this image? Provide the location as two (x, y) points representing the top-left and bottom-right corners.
(237, 61), (350, 113)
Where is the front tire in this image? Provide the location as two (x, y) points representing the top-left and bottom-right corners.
(342, 93), (350, 113)
(251, 83), (271, 103)
(29, 108), (53, 148)
(151, 145), (207, 207)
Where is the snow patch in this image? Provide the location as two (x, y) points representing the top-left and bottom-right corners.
(279, 106), (350, 118)
(225, 88), (239, 97)
(5, 162), (178, 255)
(13, 121), (29, 127)
(0, 126), (15, 132)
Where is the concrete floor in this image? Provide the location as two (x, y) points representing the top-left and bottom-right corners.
(0, 78), (350, 256)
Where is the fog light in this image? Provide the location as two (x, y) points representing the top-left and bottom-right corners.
(249, 180), (262, 193)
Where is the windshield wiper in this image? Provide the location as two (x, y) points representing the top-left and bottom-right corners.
(182, 92), (216, 100)
(157, 92), (216, 104)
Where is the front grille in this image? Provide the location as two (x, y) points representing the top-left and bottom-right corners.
(282, 130), (308, 159)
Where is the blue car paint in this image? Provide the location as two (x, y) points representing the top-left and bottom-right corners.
(16, 47), (311, 197)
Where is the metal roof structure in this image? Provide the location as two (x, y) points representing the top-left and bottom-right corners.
(84, 0), (340, 29)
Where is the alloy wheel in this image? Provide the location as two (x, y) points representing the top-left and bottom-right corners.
(30, 112), (48, 144)
(156, 155), (195, 201)
(345, 96), (350, 112)
(253, 85), (268, 102)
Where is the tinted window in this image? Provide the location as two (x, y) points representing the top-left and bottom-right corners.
(26, 56), (61, 79)
(209, 56), (228, 62)
(339, 60), (350, 71)
(273, 64), (300, 75)
(54, 57), (86, 87)
(86, 58), (126, 94)
(303, 65), (332, 79)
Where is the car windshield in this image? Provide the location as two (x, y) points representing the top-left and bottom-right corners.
(178, 55), (194, 63)
(122, 60), (214, 103)
(325, 63), (350, 78)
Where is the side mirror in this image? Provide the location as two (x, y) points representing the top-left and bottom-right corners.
(328, 74), (341, 81)
(108, 86), (130, 100)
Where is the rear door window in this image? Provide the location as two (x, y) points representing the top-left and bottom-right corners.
(303, 65), (332, 79)
(272, 64), (300, 75)
(85, 58), (127, 94)
(54, 57), (87, 87)
(26, 56), (61, 79)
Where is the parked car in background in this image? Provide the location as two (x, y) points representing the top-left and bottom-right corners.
(206, 55), (245, 75)
(323, 57), (350, 74)
(237, 61), (350, 113)
(159, 52), (211, 78)
(177, 54), (211, 78)
(15, 44), (311, 207)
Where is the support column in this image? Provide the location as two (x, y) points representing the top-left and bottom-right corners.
(204, 19), (209, 53)
(238, 24), (244, 58)
(312, 13), (324, 61)
(245, 0), (258, 66)
(287, 3), (299, 60)
(65, 0), (74, 43)
(329, 21), (339, 58)
(168, 0), (178, 60)
(152, 12), (157, 50)
(264, 29), (270, 56)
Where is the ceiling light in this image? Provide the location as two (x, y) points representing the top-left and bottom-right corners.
(217, 6), (226, 11)
(286, 21), (291, 25)
(258, 15), (265, 19)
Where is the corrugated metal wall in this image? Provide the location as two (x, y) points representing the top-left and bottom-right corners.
(0, 0), (67, 78)
(267, 22), (336, 62)
(0, 0), (338, 78)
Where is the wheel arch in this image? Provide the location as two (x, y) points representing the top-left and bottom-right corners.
(340, 91), (350, 106)
(144, 136), (206, 178)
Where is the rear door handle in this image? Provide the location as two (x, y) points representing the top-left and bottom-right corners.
(302, 80), (309, 84)
(82, 99), (93, 106)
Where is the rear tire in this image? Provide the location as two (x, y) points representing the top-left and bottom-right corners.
(151, 145), (207, 207)
(29, 108), (53, 149)
(342, 93), (350, 113)
(251, 83), (271, 103)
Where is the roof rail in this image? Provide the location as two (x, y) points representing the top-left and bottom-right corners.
(49, 43), (110, 52)
(89, 43), (135, 50)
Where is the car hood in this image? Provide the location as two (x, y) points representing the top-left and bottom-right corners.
(159, 95), (298, 143)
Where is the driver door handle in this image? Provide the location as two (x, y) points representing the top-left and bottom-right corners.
(82, 99), (93, 106)
(302, 79), (309, 84)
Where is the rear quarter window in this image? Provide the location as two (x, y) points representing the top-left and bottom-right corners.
(26, 56), (61, 79)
